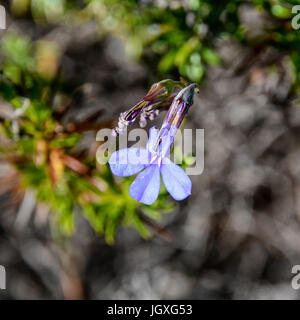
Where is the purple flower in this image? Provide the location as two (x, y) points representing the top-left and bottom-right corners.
(112, 79), (182, 136)
(109, 83), (197, 205)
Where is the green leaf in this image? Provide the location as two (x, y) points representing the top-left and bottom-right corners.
(202, 48), (220, 65)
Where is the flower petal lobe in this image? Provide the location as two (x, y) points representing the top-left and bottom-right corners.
(109, 148), (150, 177)
(161, 159), (191, 200)
(129, 165), (161, 205)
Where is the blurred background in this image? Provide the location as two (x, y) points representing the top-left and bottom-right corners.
(1, 0), (300, 299)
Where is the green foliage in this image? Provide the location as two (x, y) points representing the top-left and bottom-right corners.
(0, 32), (173, 243)
(7, 0), (300, 85)
(79, 0), (300, 86)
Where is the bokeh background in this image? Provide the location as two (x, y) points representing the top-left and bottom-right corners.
(1, 0), (300, 299)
